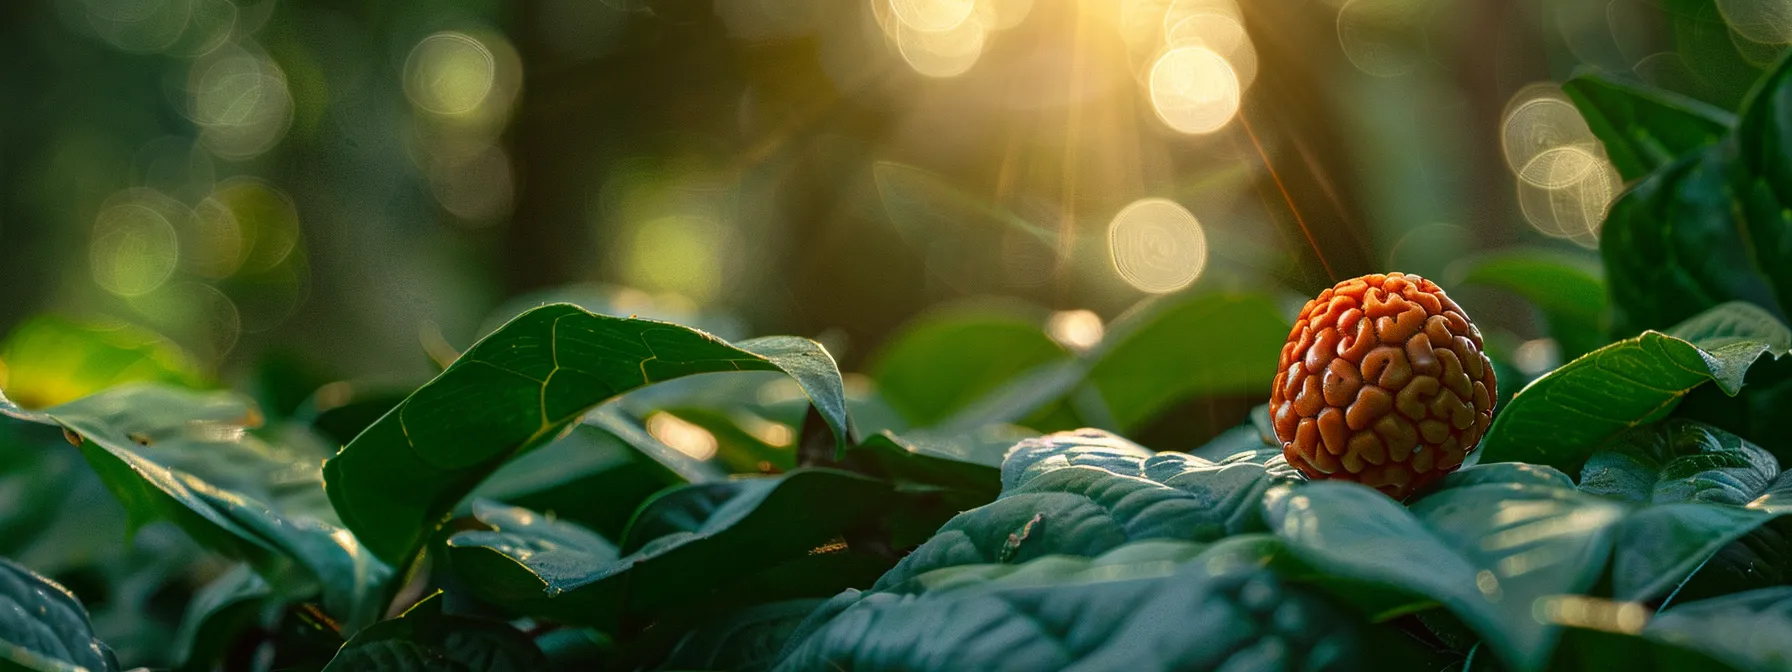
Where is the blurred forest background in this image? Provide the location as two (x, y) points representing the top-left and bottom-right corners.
(0, 0), (1778, 409)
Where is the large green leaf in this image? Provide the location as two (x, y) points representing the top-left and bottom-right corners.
(1476, 302), (1790, 471)
(0, 557), (118, 672)
(1267, 480), (1624, 671)
(447, 469), (896, 629)
(844, 425), (1033, 503)
(1561, 72), (1734, 181)
(1601, 55), (1792, 336)
(931, 293), (1290, 434)
(773, 539), (1382, 672)
(661, 600), (825, 672)
(321, 592), (546, 672)
(872, 429), (1293, 588)
(0, 316), (205, 411)
(323, 304), (853, 565)
(1579, 421), (1792, 600)
(1452, 249), (1609, 359)
(465, 422), (687, 540)
(867, 304), (1068, 427)
(1083, 292), (1288, 431)
(171, 564), (273, 672)
(1645, 587), (1792, 672)
(0, 385), (391, 633)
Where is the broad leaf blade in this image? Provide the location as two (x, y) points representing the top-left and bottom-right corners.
(1084, 293), (1288, 432)
(774, 541), (1381, 672)
(322, 592), (547, 672)
(1646, 587), (1792, 672)
(1476, 302), (1789, 472)
(1452, 250), (1609, 359)
(447, 469), (894, 628)
(1601, 55), (1792, 337)
(867, 304), (1068, 427)
(0, 558), (118, 672)
(1561, 72), (1734, 181)
(876, 429), (1290, 587)
(1267, 482), (1624, 671)
(3, 385), (391, 632)
(323, 304), (852, 565)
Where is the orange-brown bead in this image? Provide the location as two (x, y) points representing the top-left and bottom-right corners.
(1268, 273), (1496, 499)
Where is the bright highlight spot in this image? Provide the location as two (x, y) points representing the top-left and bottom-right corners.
(91, 192), (182, 297)
(1149, 46), (1241, 134)
(1715, 0), (1792, 44)
(897, 13), (988, 78)
(891, 0), (977, 31)
(647, 412), (720, 460)
(1336, 0), (1427, 77)
(1513, 338), (1561, 378)
(1502, 85), (1620, 247)
(1108, 198), (1208, 293)
(405, 32), (498, 117)
(1165, 11), (1258, 88)
(1047, 310), (1106, 352)
(974, 0), (1034, 30)
(189, 46), (294, 160)
(621, 215), (728, 303)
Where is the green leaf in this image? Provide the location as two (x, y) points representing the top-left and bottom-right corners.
(1452, 249), (1610, 359)
(1579, 420), (1779, 505)
(845, 425), (1032, 502)
(1601, 55), (1792, 337)
(0, 557), (118, 672)
(323, 304), (853, 566)
(1476, 302), (1790, 472)
(1578, 421), (1792, 601)
(1646, 587), (1792, 672)
(1084, 292), (1289, 432)
(447, 469), (895, 629)
(773, 540), (1379, 672)
(868, 304), (1069, 427)
(0, 316), (205, 412)
(466, 422), (687, 540)
(1561, 71), (1734, 181)
(1267, 481), (1624, 671)
(661, 600), (825, 672)
(0, 385), (392, 632)
(171, 564), (273, 672)
(873, 429), (1292, 588)
(322, 592), (547, 672)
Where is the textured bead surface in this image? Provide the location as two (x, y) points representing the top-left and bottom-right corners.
(1269, 273), (1496, 498)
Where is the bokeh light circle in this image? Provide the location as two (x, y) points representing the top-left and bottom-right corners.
(1148, 46), (1241, 134)
(890, 0), (976, 32)
(896, 12), (987, 77)
(1108, 198), (1209, 293)
(1165, 10), (1258, 89)
(404, 31), (498, 117)
(91, 192), (183, 297)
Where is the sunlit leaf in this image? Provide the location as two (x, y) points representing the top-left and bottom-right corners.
(1268, 481), (1623, 671)
(1602, 55), (1792, 336)
(323, 304), (852, 566)
(0, 316), (204, 410)
(0, 385), (391, 632)
(1562, 72), (1733, 181)
(867, 303), (1068, 427)
(1476, 302), (1790, 471)
(1452, 249), (1609, 359)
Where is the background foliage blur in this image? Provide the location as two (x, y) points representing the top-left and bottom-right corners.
(1, 0), (1778, 388)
